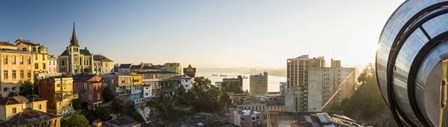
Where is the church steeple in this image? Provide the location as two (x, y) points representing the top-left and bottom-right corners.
(70, 22), (79, 46)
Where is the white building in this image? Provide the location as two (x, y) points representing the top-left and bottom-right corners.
(286, 55), (325, 111)
(47, 55), (59, 76)
(285, 56), (356, 112)
(142, 84), (152, 98)
(180, 75), (194, 92)
(284, 87), (300, 112)
(279, 82), (287, 96)
(307, 66), (356, 112)
(229, 110), (266, 127)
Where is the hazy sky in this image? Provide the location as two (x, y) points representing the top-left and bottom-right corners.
(0, 0), (403, 68)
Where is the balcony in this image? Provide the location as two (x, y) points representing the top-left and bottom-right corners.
(56, 93), (79, 101)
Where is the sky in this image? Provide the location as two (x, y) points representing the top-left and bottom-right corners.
(0, 0), (404, 69)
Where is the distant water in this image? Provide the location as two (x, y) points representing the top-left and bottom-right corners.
(196, 72), (286, 92)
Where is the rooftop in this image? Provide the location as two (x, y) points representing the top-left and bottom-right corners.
(103, 117), (140, 127)
(94, 54), (113, 62)
(7, 109), (60, 126)
(0, 96), (44, 105)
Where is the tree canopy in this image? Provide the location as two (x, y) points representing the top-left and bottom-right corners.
(62, 114), (89, 127)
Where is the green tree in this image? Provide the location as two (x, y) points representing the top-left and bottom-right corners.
(62, 114), (89, 127)
(102, 87), (115, 102)
(335, 64), (397, 126)
(72, 99), (83, 110)
(94, 107), (112, 121)
(19, 81), (34, 96)
(111, 100), (124, 114)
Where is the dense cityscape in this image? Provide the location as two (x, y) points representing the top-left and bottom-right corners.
(3, 0), (431, 127)
(0, 23), (391, 127)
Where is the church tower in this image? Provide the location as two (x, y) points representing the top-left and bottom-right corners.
(68, 23), (81, 74)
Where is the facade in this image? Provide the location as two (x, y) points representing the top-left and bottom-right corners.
(285, 56), (356, 112)
(286, 55), (324, 112)
(221, 76), (243, 93)
(100, 73), (133, 102)
(73, 75), (103, 109)
(58, 23), (113, 75)
(15, 39), (49, 74)
(137, 71), (180, 98)
(307, 64), (356, 112)
(180, 75), (194, 92)
(0, 42), (34, 97)
(93, 55), (114, 74)
(249, 72), (268, 96)
(58, 23), (94, 75)
(236, 102), (267, 114)
(131, 74), (144, 105)
(279, 82), (286, 96)
(38, 76), (78, 116)
(229, 110), (265, 127)
(228, 92), (250, 105)
(163, 63), (181, 74)
(183, 64), (196, 77)
(142, 84), (152, 98)
(0, 96), (61, 127)
(48, 55), (59, 76)
(284, 87), (300, 112)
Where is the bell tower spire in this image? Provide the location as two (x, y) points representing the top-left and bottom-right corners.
(70, 22), (79, 46)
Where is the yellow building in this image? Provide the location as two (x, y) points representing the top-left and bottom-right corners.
(0, 96), (61, 127)
(15, 39), (49, 74)
(0, 42), (34, 97)
(38, 76), (78, 116)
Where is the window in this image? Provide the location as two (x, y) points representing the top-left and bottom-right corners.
(12, 108), (16, 113)
(61, 60), (65, 66)
(3, 55), (7, 64)
(12, 56), (16, 64)
(84, 83), (87, 89)
(35, 63), (38, 69)
(12, 70), (16, 79)
(19, 56), (23, 64)
(3, 70), (7, 79)
(35, 54), (38, 60)
(27, 71), (31, 78)
(38, 104), (42, 110)
(3, 88), (7, 91)
(27, 56), (31, 65)
(20, 70), (24, 79)
(43, 63), (46, 69)
(43, 55), (45, 61)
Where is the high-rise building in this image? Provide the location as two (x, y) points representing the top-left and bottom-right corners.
(286, 55), (324, 111)
(307, 65), (355, 112)
(250, 72), (268, 96)
(221, 76), (243, 93)
(286, 55), (355, 112)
